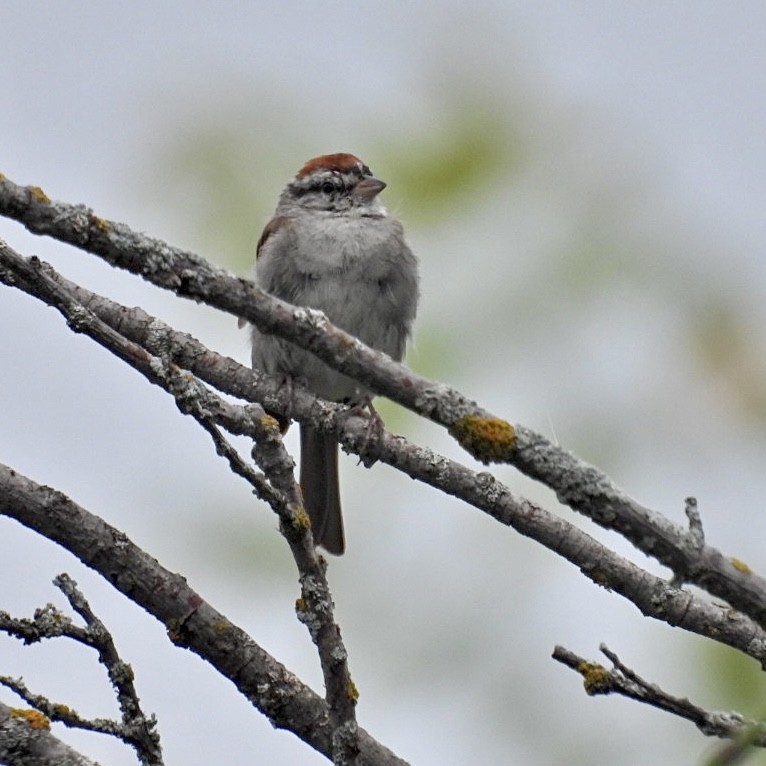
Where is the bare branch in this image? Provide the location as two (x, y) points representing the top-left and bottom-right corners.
(0, 574), (163, 765)
(553, 644), (765, 750)
(0, 242), (360, 759)
(248, 426), (360, 763)
(1, 675), (119, 735)
(2, 244), (766, 669)
(53, 574), (162, 765)
(2, 178), (766, 632)
(0, 464), (407, 766)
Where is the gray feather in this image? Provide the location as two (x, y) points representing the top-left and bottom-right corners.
(300, 424), (344, 555)
(250, 161), (419, 555)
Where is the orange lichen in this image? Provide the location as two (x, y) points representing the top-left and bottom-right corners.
(10, 708), (50, 730)
(449, 415), (516, 463)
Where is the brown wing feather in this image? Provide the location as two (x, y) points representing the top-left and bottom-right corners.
(256, 215), (289, 258)
(238, 215), (290, 329)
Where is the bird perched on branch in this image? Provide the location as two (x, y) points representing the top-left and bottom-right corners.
(246, 153), (419, 554)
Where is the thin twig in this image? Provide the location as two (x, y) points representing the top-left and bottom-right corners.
(552, 644), (765, 746)
(53, 574), (163, 765)
(0, 575), (162, 765)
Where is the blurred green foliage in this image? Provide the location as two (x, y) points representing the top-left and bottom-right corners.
(152, 95), (519, 269)
(691, 298), (766, 423)
(156, 123), (283, 270)
(701, 641), (766, 765)
(374, 100), (521, 223)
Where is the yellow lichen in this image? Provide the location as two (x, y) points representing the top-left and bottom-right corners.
(730, 558), (751, 574)
(260, 414), (281, 431)
(29, 186), (50, 205)
(578, 662), (611, 695)
(295, 597), (307, 612)
(294, 506), (312, 531)
(10, 708), (50, 730)
(90, 214), (110, 232)
(449, 415), (516, 464)
(346, 679), (359, 703)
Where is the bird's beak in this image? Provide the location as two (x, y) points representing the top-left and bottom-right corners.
(352, 176), (386, 200)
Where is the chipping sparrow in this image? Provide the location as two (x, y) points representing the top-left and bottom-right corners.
(248, 153), (419, 555)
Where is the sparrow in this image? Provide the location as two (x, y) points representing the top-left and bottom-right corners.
(247, 153), (419, 554)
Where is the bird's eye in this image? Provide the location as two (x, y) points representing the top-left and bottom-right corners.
(321, 181), (335, 194)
